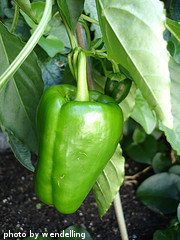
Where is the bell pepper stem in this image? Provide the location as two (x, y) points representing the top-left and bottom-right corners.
(75, 51), (89, 101)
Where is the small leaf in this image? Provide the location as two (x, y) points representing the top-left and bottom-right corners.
(137, 173), (180, 214)
(152, 153), (172, 173)
(57, 0), (85, 31)
(15, 0), (37, 23)
(0, 22), (43, 153)
(119, 83), (136, 122)
(21, 2), (47, 30)
(153, 227), (180, 240)
(57, 226), (93, 240)
(93, 145), (125, 217)
(169, 165), (180, 176)
(170, 36), (180, 64)
(126, 135), (157, 164)
(96, 0), (173, 128)
(166, 18), (180, 41)
(132, 128), (146, 144)
(38, 34), (64, 58)
(3, 127), (34, 172)
(131, 91), (157, 134)
(22, 2), (66, 56)
(48, 14), (70, 51)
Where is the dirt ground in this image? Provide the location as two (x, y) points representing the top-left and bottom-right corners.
(0, 153), (171, 240)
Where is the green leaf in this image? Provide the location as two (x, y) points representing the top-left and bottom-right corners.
(137, 173), (180, 214)
(15, 0), (37, 23)
(132, 128), (146, 144)
(126, 135), (157, 164)
(131, 91), (157, 134)
(153, 227), (180, 240)
(166, 18), (180, 41)
(57, 0), (84, 31)
(21, 2), (48, 30)
(0, 22), (43, 153)
(48, 14), (70, 51)
(38, 34), (64, 58)
(170, 36), (180, 64)
(178, 203), (180, 222)
(152, 153), (172, 173)
(84, 0), (101, 38)
(96, 0), (173, 128)
(57, 226), (93, 240)
(119, 83), (136, 122)
(2, 127), (34, 172)
(22, 2), (66, 57)
(160, 58), (180, 155)
(169, 165), (180, 176)
(93, 145), (125, 217)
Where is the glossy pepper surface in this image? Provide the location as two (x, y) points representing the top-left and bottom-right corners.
(34, 52), (123, 214)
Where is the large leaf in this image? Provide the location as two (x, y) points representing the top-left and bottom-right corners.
(131, 91), (157, 134)
(57, 0), (84, 31)
(136, 172), (180, 214)
(160, 58), (180, 155)
(0, 22), (43, 153)
(96, 0), (173, 128)
(93, 145), (125, 217)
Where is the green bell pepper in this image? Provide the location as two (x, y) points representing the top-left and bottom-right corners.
(34, 52), (123, 214)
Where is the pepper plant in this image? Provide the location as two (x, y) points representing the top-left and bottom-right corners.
(0, 0), (180, 239)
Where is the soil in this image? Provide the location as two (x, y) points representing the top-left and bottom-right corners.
(0, 153), (172, 240)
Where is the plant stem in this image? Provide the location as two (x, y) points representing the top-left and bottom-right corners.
(81, 14), (99, 25)
(75, 51), (89, 101)
(10, 3), (20, 33)
(114, 192), (129, 240)
(0, 0), (53, 92)
(125, 166), (152, 182)
(112, 60), (119, 73)
(59, 13), (78, 49)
